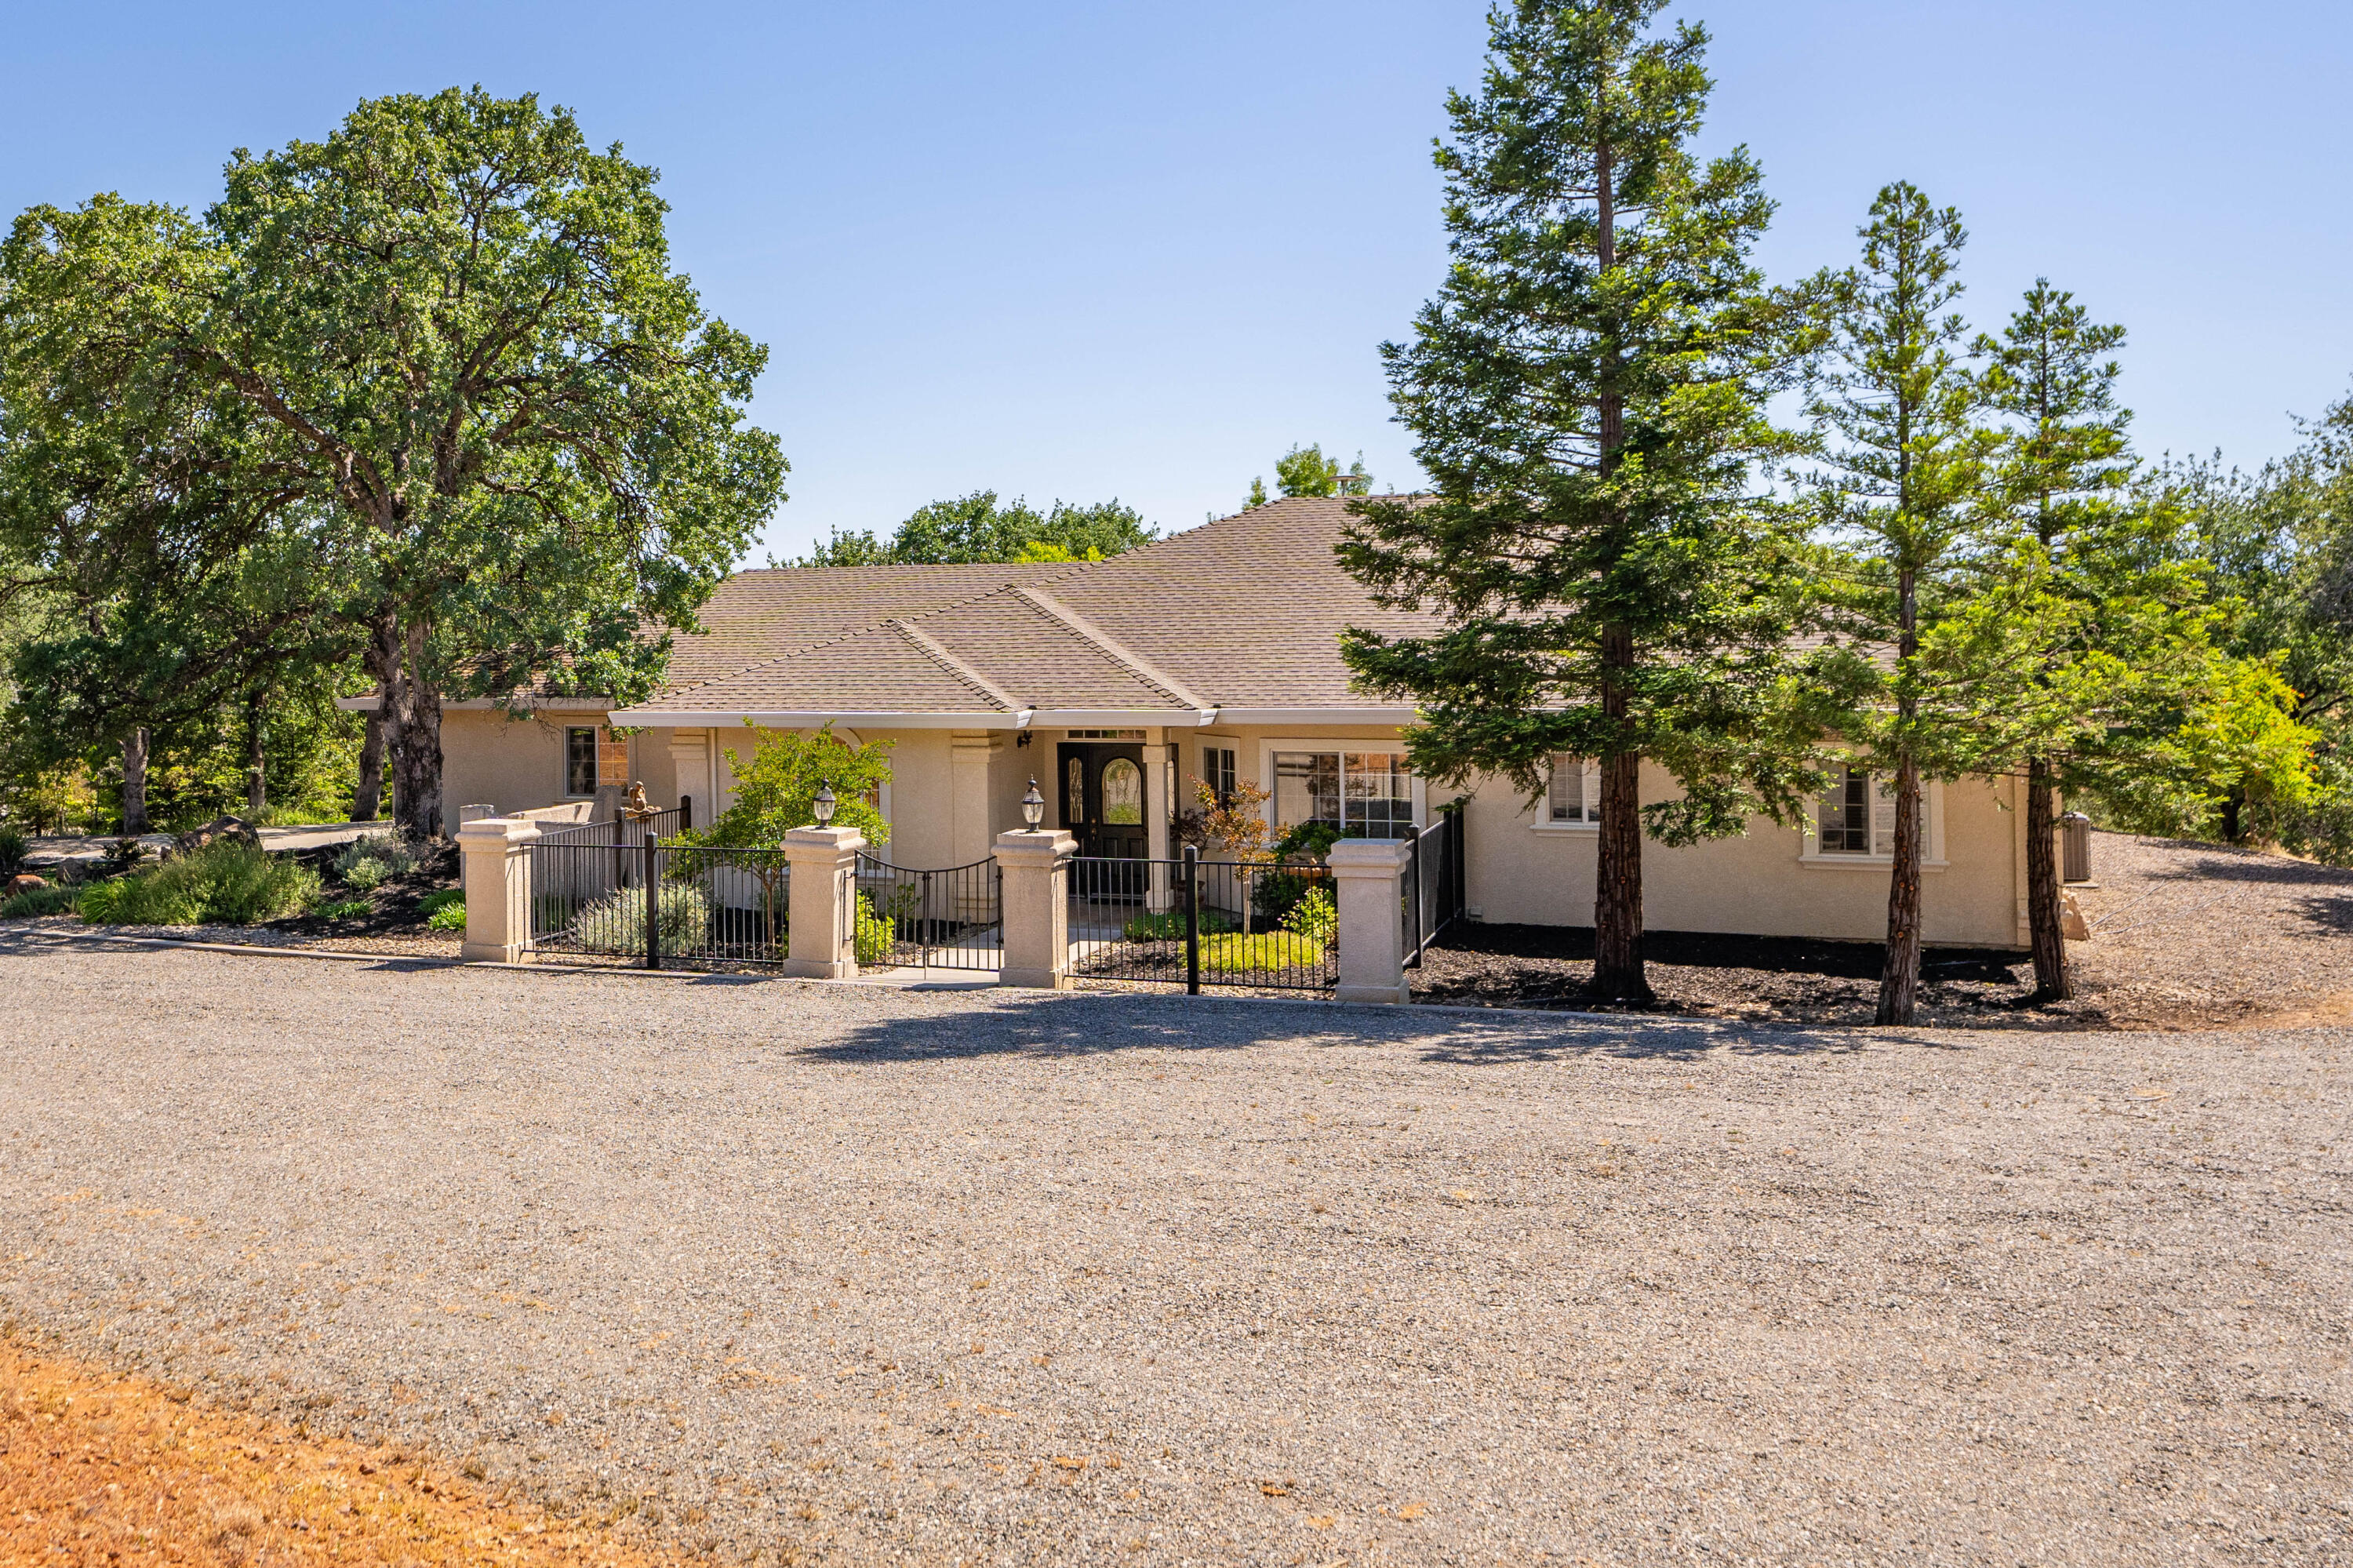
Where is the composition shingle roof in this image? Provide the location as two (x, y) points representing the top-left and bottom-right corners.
(624, 498), (1438, 721)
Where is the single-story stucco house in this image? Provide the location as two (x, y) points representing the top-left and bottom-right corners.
(380, 497), (2038, 950)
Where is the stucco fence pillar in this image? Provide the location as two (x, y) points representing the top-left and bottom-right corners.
(457, 817), (542, 963)
(1326, 837), (1411, 1005)
(995, 828), (1075, 988)
(784, 826), (866, 980)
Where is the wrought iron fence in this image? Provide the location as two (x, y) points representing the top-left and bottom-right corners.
(522, 814), (791, 970)
(1402, 806), (1466, 967)
(1067, 849), (1337, 992)
(853, 853), (1002, 971)
(655, 842), (791, 967)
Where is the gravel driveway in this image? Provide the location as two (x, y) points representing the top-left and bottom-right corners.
(2, 930), (2346, 1566)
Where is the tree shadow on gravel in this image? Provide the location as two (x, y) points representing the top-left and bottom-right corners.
(0, 926), (454, 973)
(2137, 841), (2353, 889)
(793, 990), (1891, 1069)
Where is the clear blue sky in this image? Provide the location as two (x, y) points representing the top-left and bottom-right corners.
(7, 2), (2349, 561)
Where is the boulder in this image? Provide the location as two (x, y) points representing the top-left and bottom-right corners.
(175, 816), (263, 857)
(6, 873), (45, 897)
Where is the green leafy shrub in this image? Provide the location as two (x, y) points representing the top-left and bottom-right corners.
(78, 842), (320, 926)
(1121, 907), (1238, 941)
(1281, 886), (1337, 946)
(0, 826), (26, 878)
(418, 888), (463, 916)
(1198, 930), (1326, 974)
(422, 890), (466, 931)
(1250, 868), (1328, 926)
(315, 897), (372, 920)
(0, 883), (78, 920)
(573, 883), (709, 956)
(853, 892), (896, 966)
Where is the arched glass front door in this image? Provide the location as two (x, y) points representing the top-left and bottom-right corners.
(1100, 757), (1143, 824)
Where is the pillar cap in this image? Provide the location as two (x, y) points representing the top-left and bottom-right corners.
(1325, 836), (1412, 873)
(456, 817), (542, 846)
(784, 826), (866, 853)
(994, 828), (1075, 866)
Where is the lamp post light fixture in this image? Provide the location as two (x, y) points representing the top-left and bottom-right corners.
(1020, 777), (1046, 828)
(812, 780), (838, 827)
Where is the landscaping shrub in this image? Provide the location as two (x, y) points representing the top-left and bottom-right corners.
(315, 897), (372, 921)
(0, 826), (26, 878)
(421, 890), (466, 931)
(1120, 907), (1238, 941)
(78, 842), (320, 926)
(331, 835), (419, 884)
(1281, 885), (1337, 946)
(1198, 930), (1325, 974)
(0, 883), (78, 920)
(339, 856), (390, 890)
(573, 883), (709, 956)
(853, 892), (896, 966)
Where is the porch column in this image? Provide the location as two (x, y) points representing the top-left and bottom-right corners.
(667, 730), (710, 817)
(784, 826), (866, 980)
(951, 730), (995, 867)
(1327, 837), (1411, 1005)
(995, 828), (1075, 988)
(1144, 740), (1173, 912)
(457, 817), (541, 964)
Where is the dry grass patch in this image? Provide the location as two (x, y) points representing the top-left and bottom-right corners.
(0, 1337), (689, 1566)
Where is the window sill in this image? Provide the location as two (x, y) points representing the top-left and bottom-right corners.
(1798, 853), (1947, 872)
(1529, 821), (1598, 834)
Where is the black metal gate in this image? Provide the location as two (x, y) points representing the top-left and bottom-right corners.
(1403, 806), (1466, 967)
(1067, 849), (1337, 992)
(854, 853), (1002, 971)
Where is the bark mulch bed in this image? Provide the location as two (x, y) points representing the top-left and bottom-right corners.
(1411, 829), (2353, 1031)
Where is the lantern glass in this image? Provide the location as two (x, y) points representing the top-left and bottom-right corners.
(812, 780), (838, 826)
(1020, 777), (1046, 828)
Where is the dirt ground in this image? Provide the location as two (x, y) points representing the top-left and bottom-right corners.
(1412, 830), (2353, 1031)
(0, 1338), (688, 1566)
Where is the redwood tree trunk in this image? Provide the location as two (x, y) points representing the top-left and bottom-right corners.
(120, 726), (150, 837)
(1876, 754), (1923, 1025)
(1585, 136), (1649, 1004)
(1877, 563), (1922, 1026)
(2024, 759), (2069, 1002)
(1592, 631), (1650, 1001)
(384, 615), (445, 839)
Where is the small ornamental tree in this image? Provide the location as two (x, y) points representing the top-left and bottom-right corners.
(671, 722), (892, 948)
(1340, 0), (1823, 1002)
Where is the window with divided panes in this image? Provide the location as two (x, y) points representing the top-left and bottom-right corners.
(1817, 766), (1897, 856)
(1547, 755), (1599, 824)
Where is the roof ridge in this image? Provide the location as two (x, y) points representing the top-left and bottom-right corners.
(650, 567), (1067, 700)
(1012, 586), (1206, 711)
(886, 618), (1019, 711)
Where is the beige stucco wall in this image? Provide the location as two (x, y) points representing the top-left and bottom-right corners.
(452, 713), (2028, 948)
(438, 708), (618, 833)
(1460, 759), (2024, 949)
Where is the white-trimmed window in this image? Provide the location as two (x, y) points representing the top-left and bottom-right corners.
(1545, 755), (1600, 825)
(1202, 745), (1237, 806)
(1814, 766), (1897, 857)
(565, 726), (599, 799)
(1271, 750), (1415, 836)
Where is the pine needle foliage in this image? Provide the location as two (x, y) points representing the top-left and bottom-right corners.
(1337, 0), (1822, 1000)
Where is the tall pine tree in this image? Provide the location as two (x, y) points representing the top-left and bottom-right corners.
(1800, 184), (1998, 1025)
(1340, 0), (1820, 1001)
